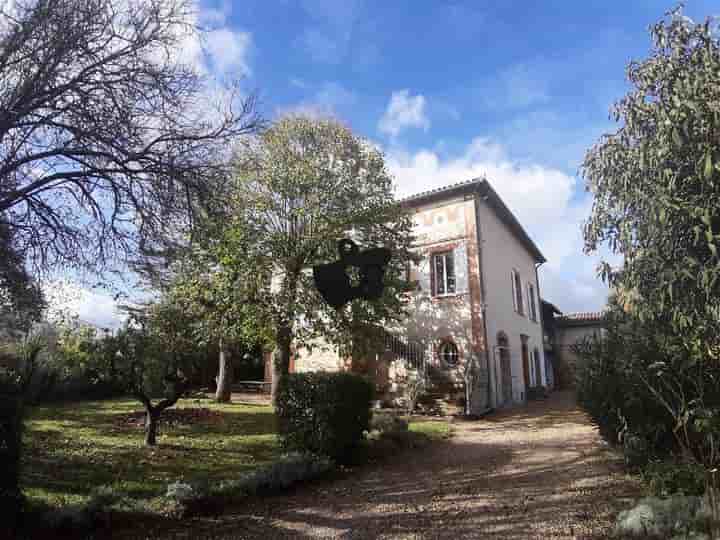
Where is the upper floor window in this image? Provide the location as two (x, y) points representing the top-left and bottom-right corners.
(527, 282), (538, 322)
(439, 341), (459, 366)
(511, 269), (524, 314)
(432, 251), (455, 296)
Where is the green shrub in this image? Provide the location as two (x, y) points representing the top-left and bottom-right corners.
(0, 371), (24, 532)
(276, 372), (374, 463)
(643, 460), (706, 497)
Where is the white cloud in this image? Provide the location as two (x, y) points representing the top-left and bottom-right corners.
(277, 81), (356, 119)
(385, 138), (610, 313)
(378, 90), (430, 138)
(205, 28), (252, 77)
(43, 281), (126, 329)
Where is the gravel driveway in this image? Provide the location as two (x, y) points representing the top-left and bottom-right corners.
(155, 391), (642, 539)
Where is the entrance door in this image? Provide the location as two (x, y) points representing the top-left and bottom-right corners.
(533, 348), (542, 387)
(521, 337), (530, 394)
(497, 334), (512, 405)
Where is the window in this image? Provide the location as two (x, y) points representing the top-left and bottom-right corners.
(432, 251), (455, 296)
(511, 269), (524, 314)
(527, 282), (538, 322)
(439, 341), (459, 366)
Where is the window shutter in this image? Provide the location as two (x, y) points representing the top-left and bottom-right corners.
(511, 271), (517, 311)
(526, 284), (532, 320)
(430, 255), (436, 296)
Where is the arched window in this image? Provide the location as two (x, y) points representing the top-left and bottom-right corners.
(439, 341), (459, 366)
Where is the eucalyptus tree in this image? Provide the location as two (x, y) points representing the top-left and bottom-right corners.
(229, 116), (416, 397)
(0, 0), (260, 276)
(583, 9), (720, 520)
(584, 9), (720, 354)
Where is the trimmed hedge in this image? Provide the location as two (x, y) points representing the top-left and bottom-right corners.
(276, 372), (374, 463)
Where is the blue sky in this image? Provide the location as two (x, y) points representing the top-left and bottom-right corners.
(65, 0), (717, 327)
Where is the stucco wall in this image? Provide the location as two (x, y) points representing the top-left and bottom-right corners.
(555, 323), (604, 386)
(477, 198), (545, 407)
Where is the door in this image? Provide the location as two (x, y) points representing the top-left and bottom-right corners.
(497, 334), (512, 405)
(521, 337), (530, 394)
(501, 350), (512, 404)
(533, 348), (542, 387)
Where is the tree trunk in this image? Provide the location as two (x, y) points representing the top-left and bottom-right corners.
(145, 407), (159, 446)
(271, 325), (292, 405)
(215, 340), (232, 403)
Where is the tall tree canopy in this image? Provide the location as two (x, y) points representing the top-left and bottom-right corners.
(0, 0), (260, 275)
(227, 116), (416, 392)
(583, 9), (720, 357)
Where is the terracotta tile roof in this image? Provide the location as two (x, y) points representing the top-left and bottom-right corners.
(398, 177), (485, 203)
(557, 311), (606, 323)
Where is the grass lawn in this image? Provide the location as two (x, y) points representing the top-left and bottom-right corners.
(22, 396), (279, 508)
(22, 397), (452, 511)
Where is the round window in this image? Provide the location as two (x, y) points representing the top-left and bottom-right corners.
(439, 341), (459, 366)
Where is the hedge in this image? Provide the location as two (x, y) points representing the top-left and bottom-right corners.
(275, 372), (374, 463)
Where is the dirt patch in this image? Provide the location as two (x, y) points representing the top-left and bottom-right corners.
(114, 408), (224, 429)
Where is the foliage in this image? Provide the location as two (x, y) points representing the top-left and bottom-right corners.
(369, 412), (409, 436)
(575, 301), (682, 462)
(403, 371), (427, 413)
(225, 116), (417, 390)
(165, 453), (333, 517)
(275, 372), (374, 463)
(0, 370), (24, 532)
(583, 8), (720, 354)
(0, 0), (260, 275)
(0, 228), (44, 334)
(643, 460), (706, 497)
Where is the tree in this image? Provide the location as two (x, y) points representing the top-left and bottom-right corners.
(165, 240), (272, 402)
(0, 0), (260, 275)
(0, 227), (43, 334)
(101, 301), (197, 446)
(583, 8), (720, 354)
(583, 8), (720, 527)
(228, 116), (416, 398)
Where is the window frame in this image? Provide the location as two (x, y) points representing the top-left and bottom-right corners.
(432, 250), (456, 297)
(439, 340), (459, 367)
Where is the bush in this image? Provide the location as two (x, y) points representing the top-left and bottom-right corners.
(643, 461), (706, 498)
(276, 372), (374, 463)
(165, 453), (334, 517)
(0, 371), (24, 533)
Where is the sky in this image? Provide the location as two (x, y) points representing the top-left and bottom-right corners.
(61, 0), (718, 328)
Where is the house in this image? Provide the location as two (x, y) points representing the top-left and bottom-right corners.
(266, 177), (550, 414)
(543, 308), (606, 388)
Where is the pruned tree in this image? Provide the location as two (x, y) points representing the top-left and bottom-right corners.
(0, 0), (261, 275)
(101, 301), (197, 446)
(228, 116), (416, 398)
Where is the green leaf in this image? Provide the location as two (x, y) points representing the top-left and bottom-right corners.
(704, 152), (714, 180)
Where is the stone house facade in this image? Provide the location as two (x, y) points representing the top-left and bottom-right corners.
(267, 178), (549, 413)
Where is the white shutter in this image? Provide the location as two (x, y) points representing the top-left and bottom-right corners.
(418, 257), (431, 293)
(511, 270), (517, 311)
(526, 283), (532, 320)
(454, 244), (468, 294)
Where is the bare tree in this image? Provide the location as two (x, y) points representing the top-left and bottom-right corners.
(0, 0), (261, 274)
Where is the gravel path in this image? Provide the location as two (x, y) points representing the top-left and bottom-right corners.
(154, 391), (642, 539)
